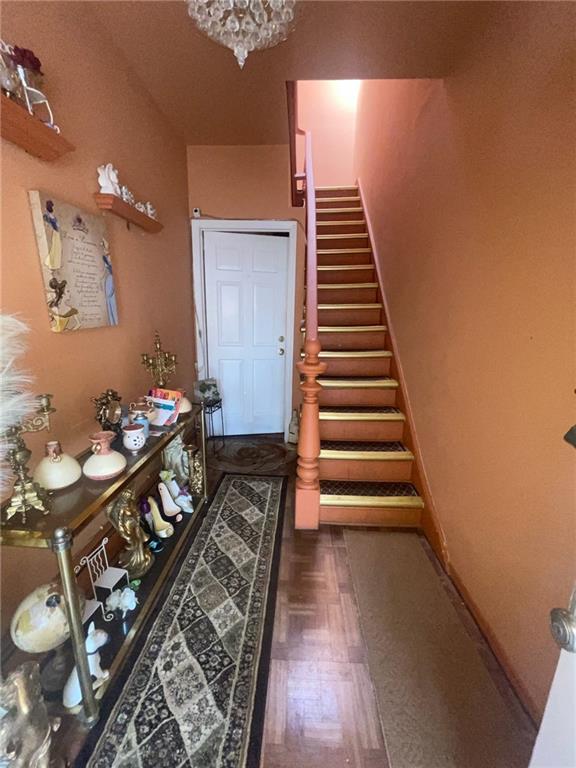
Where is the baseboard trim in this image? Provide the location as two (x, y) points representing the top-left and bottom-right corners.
(449, 563), (541, 726)
(358, 178), (449, 569)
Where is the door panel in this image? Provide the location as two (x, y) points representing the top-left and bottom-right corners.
(204, 230), (288, 435)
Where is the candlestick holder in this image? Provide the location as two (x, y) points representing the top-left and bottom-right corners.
(2, 394), (56, 523)
(141, 332), (177, 387)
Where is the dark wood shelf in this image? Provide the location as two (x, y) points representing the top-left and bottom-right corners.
(1, 93), (75, 161)
(94, 193), (163, 234)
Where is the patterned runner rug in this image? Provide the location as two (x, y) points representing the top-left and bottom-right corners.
(85, 474), (286, 768)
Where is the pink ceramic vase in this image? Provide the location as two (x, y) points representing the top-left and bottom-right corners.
(83, 430), (127, 481)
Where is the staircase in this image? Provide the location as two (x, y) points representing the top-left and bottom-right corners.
(309, 185), (424, 527)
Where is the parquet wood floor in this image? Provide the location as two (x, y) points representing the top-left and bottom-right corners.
(260, 484), (391, 768)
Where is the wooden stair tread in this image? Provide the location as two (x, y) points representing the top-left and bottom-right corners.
(317, 264), (373, 271)
(318, 377), (398, 389)
(317, 303), (382, 310)
(316, 200), (362, 210)
(317, 247), (371, 254)
(318, 324), (386, 332)
(317, 233), (369, 240)
(320, 406), (405, 421)
(315, 186), (359, 192)
(317, 220), (366, 227)
(320, 440), (414, 460)
(316, 208), (364, 215)
(320, 480), (423, 508)
(317, 350), (392, 358)
(316, 284), (378, 291)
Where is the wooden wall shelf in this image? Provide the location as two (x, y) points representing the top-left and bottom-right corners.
(1, 93), (75, 161)
(94, 193), (163, 234)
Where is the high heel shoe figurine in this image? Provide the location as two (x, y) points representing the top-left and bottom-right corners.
(159, 470), (194, 515)
(138, 498), (165, 553)
(158, 481), (183, 523)
(146, 495), (174, 539)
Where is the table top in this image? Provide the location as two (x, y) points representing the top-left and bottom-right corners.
(1, 409), (201, 549)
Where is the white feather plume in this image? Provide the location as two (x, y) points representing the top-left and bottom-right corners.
(0, 315), (37, 492)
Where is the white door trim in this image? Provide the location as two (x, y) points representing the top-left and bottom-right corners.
(191, 218), (297, 440)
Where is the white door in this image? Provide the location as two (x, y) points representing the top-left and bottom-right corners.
(203, 230), (289, 435)
(529, 587), (576, 767)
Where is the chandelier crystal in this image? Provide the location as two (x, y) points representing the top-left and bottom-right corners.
(187, 0), (296, 68)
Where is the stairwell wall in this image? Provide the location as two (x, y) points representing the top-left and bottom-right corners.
(353, 3), (575, 719)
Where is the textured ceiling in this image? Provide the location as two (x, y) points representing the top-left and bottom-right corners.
(90, 1), (493, 145)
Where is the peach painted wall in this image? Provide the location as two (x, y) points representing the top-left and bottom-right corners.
(186, 145), (305, 407)
(1, 3), (193, 621)
(354, 3), (575, 719)
(297, 81), (359, 187)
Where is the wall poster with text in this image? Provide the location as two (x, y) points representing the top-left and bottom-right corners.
(29, 191), (119, 332)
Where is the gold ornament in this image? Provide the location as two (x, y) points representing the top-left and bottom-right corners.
(106, 489), (154, 578)
(141, 332), (177, 387)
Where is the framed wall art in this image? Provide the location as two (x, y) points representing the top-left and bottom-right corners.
(29, 191), (119, 332)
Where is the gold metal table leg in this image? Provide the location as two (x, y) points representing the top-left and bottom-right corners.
(200, 402), (208, 498)
(52, 527), (99, 725)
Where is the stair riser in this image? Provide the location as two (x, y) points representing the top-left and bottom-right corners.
(317, 223), (367, 236)
(321, 357), (391, 377)
(317, 235), (370, 249)
(318, 268), (375, 284)
(319, 420), (404, 442)
(317, 286), (378, 304)
(320, 505), (421, 527)
(316, 188), (359, 198)
(319, 458), (412, 482)
(318, 330), (387, 350)
(316, 198), (361, 209)
(317, 252), (372, 266)
(319, 389), (397, 407)
(317, 307), (382, 325)
(317, 210), (365, 222)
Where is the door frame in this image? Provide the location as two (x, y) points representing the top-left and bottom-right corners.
(191, 218), (298, 440)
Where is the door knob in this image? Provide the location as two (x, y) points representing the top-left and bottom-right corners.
(550, 586), (576, 653)
(278, 348), (285, 356)
(279, 336), (285, 342)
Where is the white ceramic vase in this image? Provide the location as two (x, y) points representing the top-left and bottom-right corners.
(33, 441), (82, 490)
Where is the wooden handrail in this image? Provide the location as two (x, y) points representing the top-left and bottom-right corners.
(295, 127), (326, 529)
(286, 81), (304, 208)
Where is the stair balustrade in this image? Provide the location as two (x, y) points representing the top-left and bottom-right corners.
(295, 130), (325, 529)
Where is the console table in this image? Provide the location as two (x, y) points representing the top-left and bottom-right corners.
(0, 404), (207, 727)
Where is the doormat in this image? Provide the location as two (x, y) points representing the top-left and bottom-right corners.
(83, 474), (286, 768)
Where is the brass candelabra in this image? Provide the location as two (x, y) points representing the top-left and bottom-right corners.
(2, 394), (55, 523)
(141, 332), (177, 387)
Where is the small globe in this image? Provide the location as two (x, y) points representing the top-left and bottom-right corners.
(10, 582), (84, 654)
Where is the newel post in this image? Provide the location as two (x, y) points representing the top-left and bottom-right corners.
(295, 337), (326, 529)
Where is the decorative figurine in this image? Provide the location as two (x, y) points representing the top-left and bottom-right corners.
(143, 495), (174, 539)
(107, 489), (154, 577)
(74, 537), (129, 623)
(105, 586), (138, 619)
(185, 444), (204, 497)
(160, 469), (194, 514)
(92, 388), (123, 435)
(96, 163), (121, 196)
(33, 439), (81, 490)
(14, 63), (59, 132)
(83, 431), (127, 481)
(63, 622), (109, 710)
(0, 662), (60, 768)
(141, 331), (177, 387)
(120, 185), (134, 205)
(162, 433), (189, 487)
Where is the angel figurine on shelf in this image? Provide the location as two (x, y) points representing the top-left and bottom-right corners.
(97, 164), (121, 196)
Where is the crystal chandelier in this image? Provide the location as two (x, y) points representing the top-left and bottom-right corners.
(187, 0), (296, 68)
